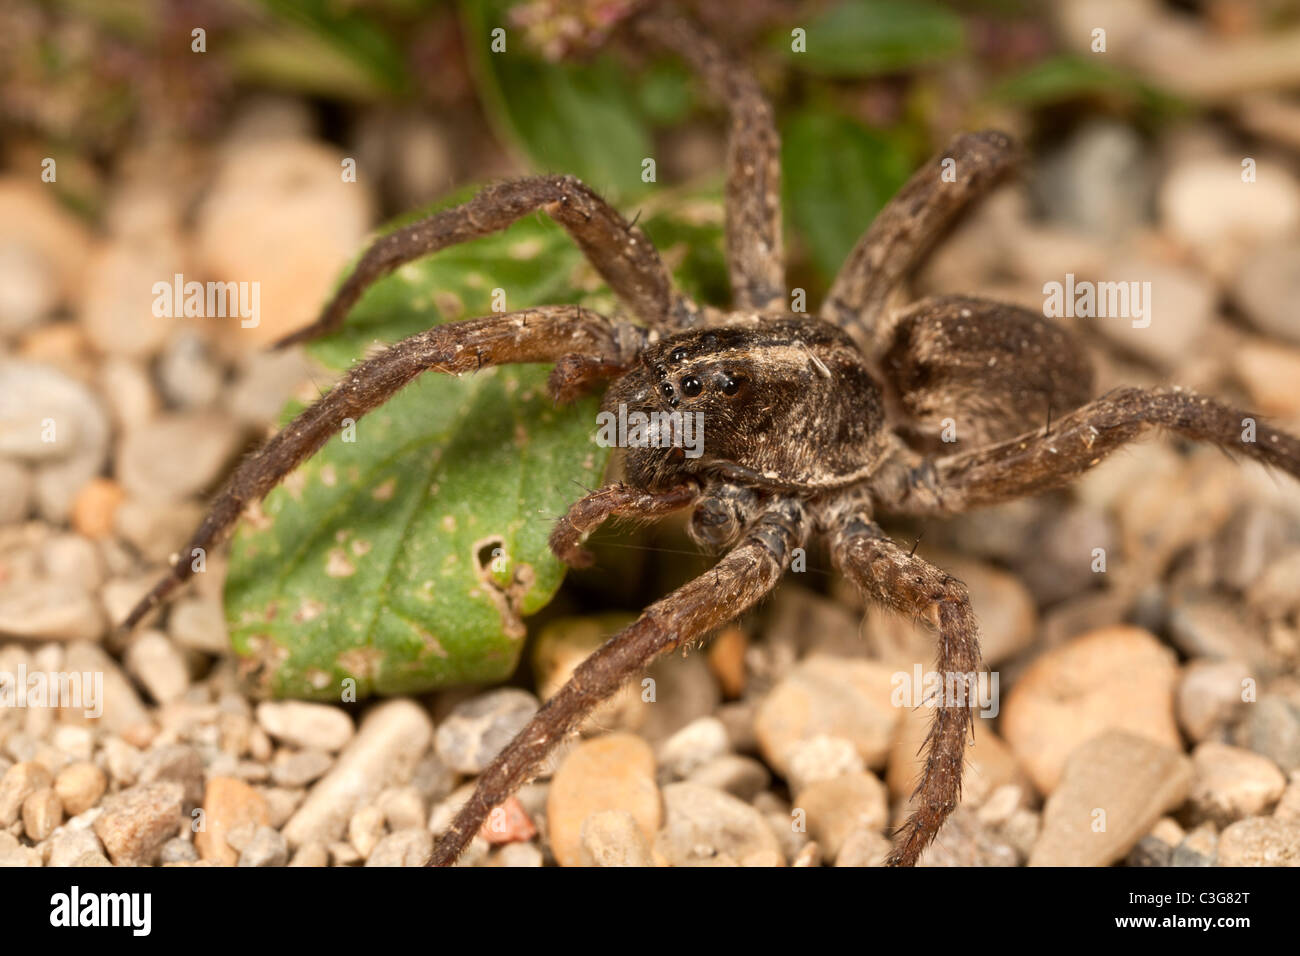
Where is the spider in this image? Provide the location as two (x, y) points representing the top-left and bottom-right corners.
(122, 4), (1300, 867)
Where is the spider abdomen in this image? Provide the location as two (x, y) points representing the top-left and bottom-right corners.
(606, 316), (890, 493)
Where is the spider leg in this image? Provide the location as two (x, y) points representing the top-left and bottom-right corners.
(276, 175), (696, 348)
(830, 516), (980, 867)
(874, 386), (1300, 516)
(821, 131), (1021, 351)
(430, 497), (809, 865)
(549, 480), (699, 567)
(632, 7), (785, 313)
(120, 306), (641, 631)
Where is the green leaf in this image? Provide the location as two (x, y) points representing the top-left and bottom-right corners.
(459, 0), (654, 199)
(781, 109), (913, 281)
(224, 189), (722, 700)
(986, 54), (1188, 115)
(781, 0), (965, 77)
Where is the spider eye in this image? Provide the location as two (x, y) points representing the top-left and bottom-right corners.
(670, 347), (688, 363)
(654, 364), (667, 379)
(700, 332), (718, 348)
(659, 381), (675, 399)
(719, 373), (741, 396)
(680, 375), (702, 397)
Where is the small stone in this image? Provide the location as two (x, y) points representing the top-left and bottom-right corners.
(706, 626), (748, 698)
(72, 851), (112, 866)
(434, 688), (538, 775)
(1276, 775), (1300, 821)
(55, 761), (106, 815)
(159, 837), (199, 864)
(0, 761), (53, 825)
(657, 716), (729, 779)
(0, 832), (41, 867)
(117, 412), (243, 502)
(93, 781), (184, 866)
(785, 735), (866, 794)
(63, 641), (151, 733)
(1160, 156), (1300, 265)
(1237, 696), (1300, 772)
(47, 828), (104, 867)
(0, 460), (32, 524)
(1176, 659), (1253, 742)
(1216, 817), (1300, 866)
(685, 754), (771, 801)
(1233, 241), (1300, 345)
(478, 795), (536, 845)
(22, 787), (62, 841)
(237, 825), (289, 867)
(917, 805), (1018, 867)
(1029, 731), (1193, 867)
(795, 772), (888, 863)
(328, 841), (363, 867)
(39, 533), (103, 590)
(123, 631), (190, 704)
(580, 809), (655, 866)
(1173, 823), (1218, 867)
(167, 596), (228, 654)
(157, 330), (223, 410)
(755, 655), (898, 776)
(639, 649), (721, 743)
(494, 841), (544, 868)
(196, 777), (270, 865)
(282, 699), (432, 848)
(348, 805), (386, 859)
(260, 787), (304, 829)
(1127, 835), (1175, 868)
(376, 786), (426, 832)
(887, 707), (1022, 805)
(270, 748), (334, 788)
(655, 782), (783, 867)
(0, 581), (104, 642)
(1003, 626), (1181, 793)
(137, 744), (205, 806)
(79, 237), (180, 358)
(836, 828), (891, 867)
(1233, 341), (1300, 417)
(1188, 742), (1287, 826)
(255, 700), (354, 752)
(288, 842), (328, 867)
(547, 733), (661, 868)
(366, 828), (433, 867)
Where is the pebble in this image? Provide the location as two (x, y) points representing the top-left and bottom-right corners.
(237, 825), (289, 867)
(23, 787), (62, 841)
(0, 580), (105, 642)
(366, 828), (433, 867)
(1233, 241), (1300, 345)
(113, 497), (204, 563)
(270, 748), (334, 788)
(655, 782), (783, 867)
(47, 827), (105, 867)
(288, 842), (329, 868)
(657, 716), (730, 779)
(794, 772), (888, 863)
(1232, 340), (1300, 417)
(835, 828), (891, 867)
(196, 776), (270, 865)
(168, 596), (229, 654)
(685, 754), (771, 802)
(1216, 817), (1300, 866)
(640, 649), (721, 744)
(1173, 822), (1218, 867)
(116, 412), (243, 502)
(123, 631), (190, 704)
(0, 831), (41, 867)
(887, 706), (1022, 804)
(255, 700), (355, 752)
(1029, 731), (1192, 867)
(137, 744), (205, 805)
(1188, 742), (1286, 825)
(916, 806), (1018, 867)
(494, 841), (544, 868)
(93, 781), (184, 866)
(194, 138), (374, 345)
(546, 733), (661, 868)
(348, 805), (387, 859)
(281, 699), (433, 847)
(376, 786), (426, 832)
(69, 478), (126, 540)
(79, 237), (181, 358)
(97, 359), (158, 433)
(479, 795), (536, 845)
(0, 361), (110, 522)
(228, 348), (315, 426)
(0, 761), (53, 825)
(785, 735), (866, 794)
(63, 641), (151, 733)
(157, 330), (224, 410)
(55, 761), (107, 815)
(1160, 156), (1300, 267)
(159, 837), (199, 864)
(1176, 659), (1252, 742)
(1237, 696), (1300, 772)
(580, 809), (655, 866)
(434, 688), (538, 774)
(754, 655), (898, 777)
(0, 460), (33, 524)
(1093, 255), (1215, 367)
(705, 626), (747, 698)
(39, 533), (103, 590)
(941, 556), (1038, 666)
(1002, 626), (1181, 793)
(1276, 775), (1300, 821)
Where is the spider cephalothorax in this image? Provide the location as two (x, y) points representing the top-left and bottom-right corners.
(123, 3), (1300, 867)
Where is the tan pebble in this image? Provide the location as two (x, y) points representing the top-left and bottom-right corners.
(0, 761), (53, 825)
(287, 842), (329, 867)
(579, 809), (654, 867)
(1002, 626), (1181, 793)
(195, 776), (270, 865)
(1217, 817), (1300, 866)
(69, 478), (126, 540)
(347, 805), (386, 859)
(22, 787), (62, 842)
(547, 733), (660, 868)
(795, 771), (888, 863)
(706, 626), (748, 698)
(1188, 742), (1287, 825)
(478, 795), (536, 845)
(55, 761), (107, 815)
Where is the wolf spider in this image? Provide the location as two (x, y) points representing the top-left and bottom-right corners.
(124, 5), (1300, 866)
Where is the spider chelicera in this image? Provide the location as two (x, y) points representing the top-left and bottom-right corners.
(123, 5), (1300, 866)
